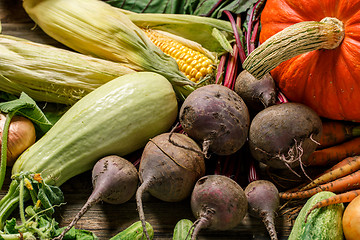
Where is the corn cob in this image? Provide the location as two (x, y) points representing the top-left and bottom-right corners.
(0, 34), (135, 105)
(119, 8), (236, 55)
(22, 0), (196, 99)
(143, 29), (215, 83)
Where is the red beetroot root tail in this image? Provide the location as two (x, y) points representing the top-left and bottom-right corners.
(53, 191), (102, 240)
(261, 211), (278, 240)
(136, 181), (151, 240)
(191, 207), (214, 240)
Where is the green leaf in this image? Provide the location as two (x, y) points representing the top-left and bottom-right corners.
(190, 0), (231, 17)
(41, 184), (65, 206)
(190, 0), (258, 18)
(106, 0), (187, 13)
(216, 0), (259, 16)
(54, 227), (98, 240)
(0, 92), (53, 133)
(212, 28), (234, 54)
(73, 229), (98, 240)
(3, 219), (17, 234)
(0, 93), (33, 113)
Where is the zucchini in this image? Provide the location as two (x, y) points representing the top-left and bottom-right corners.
(172, 219), (194, 240)
(289, 191), (344, 240)
(0, 72), (178, 227)
(110, 221), (154, 240)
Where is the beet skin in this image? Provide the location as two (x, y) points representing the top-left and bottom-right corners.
(179, 84), (250, 156)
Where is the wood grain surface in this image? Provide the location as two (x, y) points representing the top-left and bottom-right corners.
(0, 0), (294, 239)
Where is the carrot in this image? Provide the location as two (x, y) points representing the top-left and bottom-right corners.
(300, 156), (360, 191)
(279, 169), (360, 200)
(304, 189), (360, 222)
(304, 137), (360, 166)
(318, 120), (360, 149)
(285, 156), (360, 194)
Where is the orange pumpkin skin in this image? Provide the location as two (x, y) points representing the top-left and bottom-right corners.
(260, 0), (360, 122)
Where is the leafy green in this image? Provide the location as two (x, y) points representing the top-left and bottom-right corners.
(0, 92), (54, 191)
(107, 0), (258, 18)
(54, 227), (98, 240)
(0, 92), (53, 133)
(107, 0), (187, 13)
(0, 173), (97, 240)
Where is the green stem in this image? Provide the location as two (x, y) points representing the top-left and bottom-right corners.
(0, 193), (21, 229)
(243, 17), (345, 80)
(24, 177), (38, 205)
(0, 180), (18, 207)
(0, 112), (15, 190)
(18, 179), (26, 225)
(0, 179), (30, 230)
(0, 233), (25, 240)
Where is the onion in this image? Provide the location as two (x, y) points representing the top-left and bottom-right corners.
(0, 113), (36, 166)
(343, 195), (360, 240)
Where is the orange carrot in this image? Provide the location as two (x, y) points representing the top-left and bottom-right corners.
(322, 155), (360, 174)
(304, 137), (360, 166)
(279, 169), (360, 200)
(285, 156), (360, 193)
(300, 156), (360, 191)
(304, 189), (360, 222)
(318, 120), (360, 149)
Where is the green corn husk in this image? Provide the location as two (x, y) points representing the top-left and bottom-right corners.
(22, 0), (197, 99)
(0, 34), (135, 105)
(119, 9), (236, 55)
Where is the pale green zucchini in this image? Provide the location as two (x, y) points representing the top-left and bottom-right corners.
(289, 191), (344, 240)
(0, 71), (178, 227)
(12, 71), (178, 185)
(110, 221), (154, 240)
(173, 219), (194, 240)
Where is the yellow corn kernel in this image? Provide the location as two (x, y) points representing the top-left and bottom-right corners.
(143, 29), (215, 83)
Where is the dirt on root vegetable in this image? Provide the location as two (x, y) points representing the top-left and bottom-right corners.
(54, 155), (139, 240)
(179, 84), (250, 157)
(190, 175), (248, 240)
(245, 180), (280, 240)
(136, 132), (206, 240)
(234, 70), (277, 111)
(248, 102), (322, 173)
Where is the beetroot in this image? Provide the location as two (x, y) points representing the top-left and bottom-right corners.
(248, 102), (322, 171)
(54, 155), (139, 240)
(245, 180), (280, 240)
(136, 132), (205, 240)
(235, 70), (277, 111)
(179, 84), (250, 157)
(190, 175), (248, 239)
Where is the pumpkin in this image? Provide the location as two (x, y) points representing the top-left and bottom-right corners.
(244, 0), (360, 122)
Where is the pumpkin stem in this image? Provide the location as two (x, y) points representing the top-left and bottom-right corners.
(243, 17), (345, 80)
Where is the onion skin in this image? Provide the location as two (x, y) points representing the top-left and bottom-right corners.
(342, 195), (360, 240)
(0, 114), (36, 166)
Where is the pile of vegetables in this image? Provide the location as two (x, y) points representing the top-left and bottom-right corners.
(0, 0), (360, 239)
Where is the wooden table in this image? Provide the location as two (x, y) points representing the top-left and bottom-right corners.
(0, 0), (295, 238)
